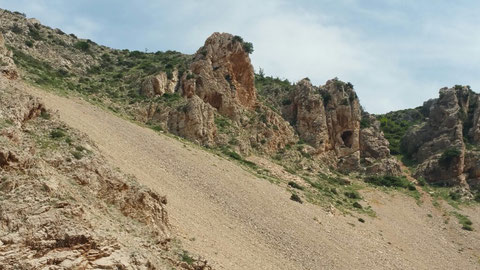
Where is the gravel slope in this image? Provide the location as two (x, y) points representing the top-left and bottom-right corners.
(21, 83), (480, 270)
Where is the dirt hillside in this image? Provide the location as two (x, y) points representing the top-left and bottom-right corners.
(15, 81), (480, 270)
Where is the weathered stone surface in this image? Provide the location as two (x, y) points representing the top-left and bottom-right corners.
(140, 70), (179, 98)
(180, 32), (257, 120)
(402, 86), (480, 187)
(285, 78), (399, 174)
(469, 95), (480, 143)
(168, 95), (217, 145)
(288, 79), (329, 150)
(0, 33), (18, 80)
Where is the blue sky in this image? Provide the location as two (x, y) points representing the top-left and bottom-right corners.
(1, 0), (479, 113)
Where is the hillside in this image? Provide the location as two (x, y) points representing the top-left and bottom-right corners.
(1, 7), (480, 270)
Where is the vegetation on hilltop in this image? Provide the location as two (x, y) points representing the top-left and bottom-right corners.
(376, 108), (427, 155)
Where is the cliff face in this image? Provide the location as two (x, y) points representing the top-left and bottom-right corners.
(284, 78), (400, 174)
(401, 86), (480, 190)
(181, 33), (257, 119)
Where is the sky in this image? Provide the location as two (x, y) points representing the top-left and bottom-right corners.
(1, 0), (479, 114)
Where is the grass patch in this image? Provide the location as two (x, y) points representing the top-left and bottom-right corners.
(365, 175), (416, 190)
(50, 128), (66, 139)
(452, 211), (473, 231)
(179, 250), (195, 265)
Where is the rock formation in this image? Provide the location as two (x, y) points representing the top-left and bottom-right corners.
(168, 95), (217, 145)
(0, 32), (18, 80)
(140, 69), (179, 98)
(284, 78), (400, 174)
(402, 86), (480, 189)
(180, 32), (257, 120)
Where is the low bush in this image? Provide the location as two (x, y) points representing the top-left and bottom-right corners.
(453, 212), (473, 231)
(288, 181), (304, 190)
(50, 129), (66, 139)
(344, 190), (361, 199)
(290, 193), (303, 204)
(365, 175), (415, 190)
(352, 202), (363, 209)
(72, 151), (83, 160)
(74, 41), (90, 52)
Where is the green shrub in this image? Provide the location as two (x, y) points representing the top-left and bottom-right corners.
(453, 212), (473, 231)
(25, 40), (34, 47)
(242, 42), (254, 54)
(72, 151), (83, 160)
(352, 202), (363, 209)
(50, 129), (66, 139)
(40, 110), (51, 120)
(180, 250), (194, 265)
(232, 35), (254, 54)
(290, 193), (303, 204)
(320, 91), (331, 105)
(417, 177), (426, 186)
(223, 150), (242, 161)
(28, 27), (42, 40)
(449, 191), (462, 201)
(74, 41), (90, 52)
(288, 181), (304, 190)
(365, 175), (415, 190)
(360, 117), (371, 129)
(344, 191), (361, 199)
(10, 24), (22, 34)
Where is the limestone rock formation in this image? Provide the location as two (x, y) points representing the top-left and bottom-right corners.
(0, 33), (18, 80)
(180, 32), (257, 120)
(140, 69), (179, 98)
(402, 86), (480, 188)
(360, 113), (401, 175)
(168, 95), (217, 145)
(285, 78), (400, 174)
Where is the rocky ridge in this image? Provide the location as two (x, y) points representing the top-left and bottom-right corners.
(0, 10), (401, 179)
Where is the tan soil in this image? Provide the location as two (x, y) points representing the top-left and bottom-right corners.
(20, 82), (480, 270)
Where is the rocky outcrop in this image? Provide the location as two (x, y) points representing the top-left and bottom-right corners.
(469, 95), (480, 143)
(168, 95), (217, 145)
(360, 113), (401, 175)
(140, 70), (179, 98)
(285, 78), (400, 174)
(180, 32), (257, 120)
(402, 86), (480, 188)
(0, 33), (18, 80)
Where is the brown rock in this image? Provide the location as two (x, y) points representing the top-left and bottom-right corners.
(180, 32), (257, 119)
(286, 78), (398, 173)
(402, 86), (476, 186)
(140, 70), (179, 98)
(168, 95), (217, 145)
